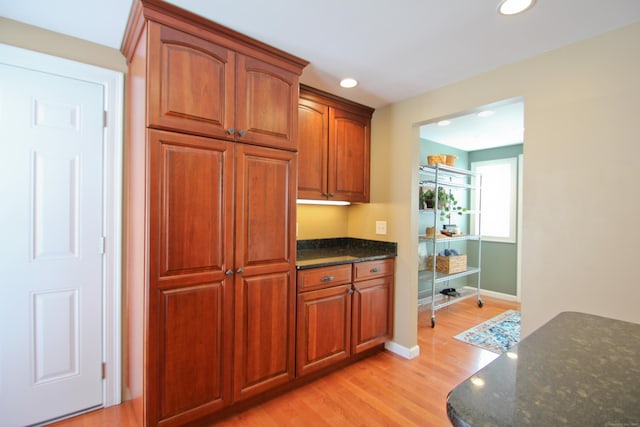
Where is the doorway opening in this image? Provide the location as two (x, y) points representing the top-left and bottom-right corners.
(417, 97), (524, 306)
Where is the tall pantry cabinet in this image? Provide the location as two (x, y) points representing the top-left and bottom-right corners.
(121, 1), (308, 426)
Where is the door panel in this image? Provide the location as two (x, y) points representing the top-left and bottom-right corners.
(352, 277), (394, 354)
(148, 22), (235, 140)
(297, 98), (329, 199)
(32, 289), (80, 384)
(234, 144), (296, 272)
(0, 63), (104, 426)
(236, 55), (298, 150)
(296, 285), (352, 377)
(233, 272), (293, 401)
(328, 108), (370, 202)
(158, 283), (227, 420)
(147, 130), (234, 424)
(233, 144), (296, 401)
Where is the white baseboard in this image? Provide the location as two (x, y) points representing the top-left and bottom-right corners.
(470, 287), (520, 303)
(384, 341), (420, 359)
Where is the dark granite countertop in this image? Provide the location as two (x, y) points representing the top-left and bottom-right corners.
(447, 311), (640, 427)
(296, 238), (397, 269)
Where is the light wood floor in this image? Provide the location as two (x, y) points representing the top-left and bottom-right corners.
(51, 295), (519, 427)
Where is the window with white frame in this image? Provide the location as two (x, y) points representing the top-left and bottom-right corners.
(471, 158), (517, 243)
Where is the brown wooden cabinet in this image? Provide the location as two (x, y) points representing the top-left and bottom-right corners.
(147, 130), (234, 423)
(232, 144), (297, 402)
(122, 1), (306, 425)
(298, 85), (374, 202)
(296, 264), (353, 376)
(147, 20), (300, 151)
(352, 259), (395, 354)
(296, 258), (394, 377)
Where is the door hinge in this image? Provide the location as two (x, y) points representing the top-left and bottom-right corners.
(103, 110), (108, 128)
(100, 236), (106, 254)
(102, 362), (106, 379)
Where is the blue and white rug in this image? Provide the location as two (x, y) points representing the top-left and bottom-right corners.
(454, 310), (521, 353)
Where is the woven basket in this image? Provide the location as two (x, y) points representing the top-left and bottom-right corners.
(444, 155), (458, 166)
(427, 155), (446, 165)
(427, 254), (467, 274)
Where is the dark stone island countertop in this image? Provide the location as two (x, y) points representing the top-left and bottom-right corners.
(447, 311), (640, 427)
(296, 238), (397, 270)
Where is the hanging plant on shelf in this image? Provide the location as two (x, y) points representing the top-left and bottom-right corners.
(437, 187), (466, 224)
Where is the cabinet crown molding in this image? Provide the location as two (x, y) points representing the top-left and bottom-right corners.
(300, 84), (374, 118)
(121, 0), (309, 74)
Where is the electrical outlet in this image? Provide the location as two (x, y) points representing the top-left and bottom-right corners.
(375, 220), (387, 235)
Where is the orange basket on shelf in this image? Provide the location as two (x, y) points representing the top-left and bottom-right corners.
(427, 155), (446, 165)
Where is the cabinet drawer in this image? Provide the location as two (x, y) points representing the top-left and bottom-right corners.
(353, 258), (394, 281)
(297, 264), (352, 292)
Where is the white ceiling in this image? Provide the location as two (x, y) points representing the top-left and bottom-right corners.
(420, 99), (524, 151)
(2, 0), (639, 147)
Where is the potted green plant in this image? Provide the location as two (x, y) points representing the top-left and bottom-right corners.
(424, 188), (435, 209)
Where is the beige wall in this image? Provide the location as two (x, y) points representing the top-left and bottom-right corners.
(350, 22), (640, 350)
(0, 17), (127, 73)
(297, 205), (349, 239)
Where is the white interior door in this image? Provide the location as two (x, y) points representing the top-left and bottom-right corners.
(0, 62), (105, 426)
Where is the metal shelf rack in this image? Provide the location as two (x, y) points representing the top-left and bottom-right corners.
(418, 164), (483, 327)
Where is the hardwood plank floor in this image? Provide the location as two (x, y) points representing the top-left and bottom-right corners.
(51, 296), (519, 427)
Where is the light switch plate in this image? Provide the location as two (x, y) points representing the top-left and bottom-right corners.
(375, 220), (387, 235)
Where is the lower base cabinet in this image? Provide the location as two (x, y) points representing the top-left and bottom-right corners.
(296, 258), (395, 377)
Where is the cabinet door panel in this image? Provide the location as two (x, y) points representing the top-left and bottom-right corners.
(149, 130), (234, 281)
(147, 130), (234, 424)
(233, 143), (296, 401)
(148, 22), (235, 140)
(352, 276), (394, 354)
(234, 144), (296, 272)
(296, 285), (351, 377)
(156, 283), (231, 421)
(297, 98), (328, 199)
(236, 55), (298, 150)
(234, 272), (294, 401)
(328, 108), (370, 202)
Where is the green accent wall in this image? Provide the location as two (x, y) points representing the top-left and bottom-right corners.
(469, 144), (523, 296)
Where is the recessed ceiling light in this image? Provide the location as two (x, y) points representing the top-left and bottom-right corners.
(340, 78), (358, 88)
(437, 120), (451, 126)
(497, 0), (536, 15)
(477, 110), (495, 118)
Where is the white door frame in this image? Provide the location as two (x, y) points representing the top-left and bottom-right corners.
(517, 153), (523, 302)
(0, 43), (123, 407)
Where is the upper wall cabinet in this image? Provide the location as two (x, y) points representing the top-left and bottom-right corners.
(298, 85), (374, 202)
(147, 21), (301, 151)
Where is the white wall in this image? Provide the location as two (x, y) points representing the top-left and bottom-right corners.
(351, 22), (640, 349)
